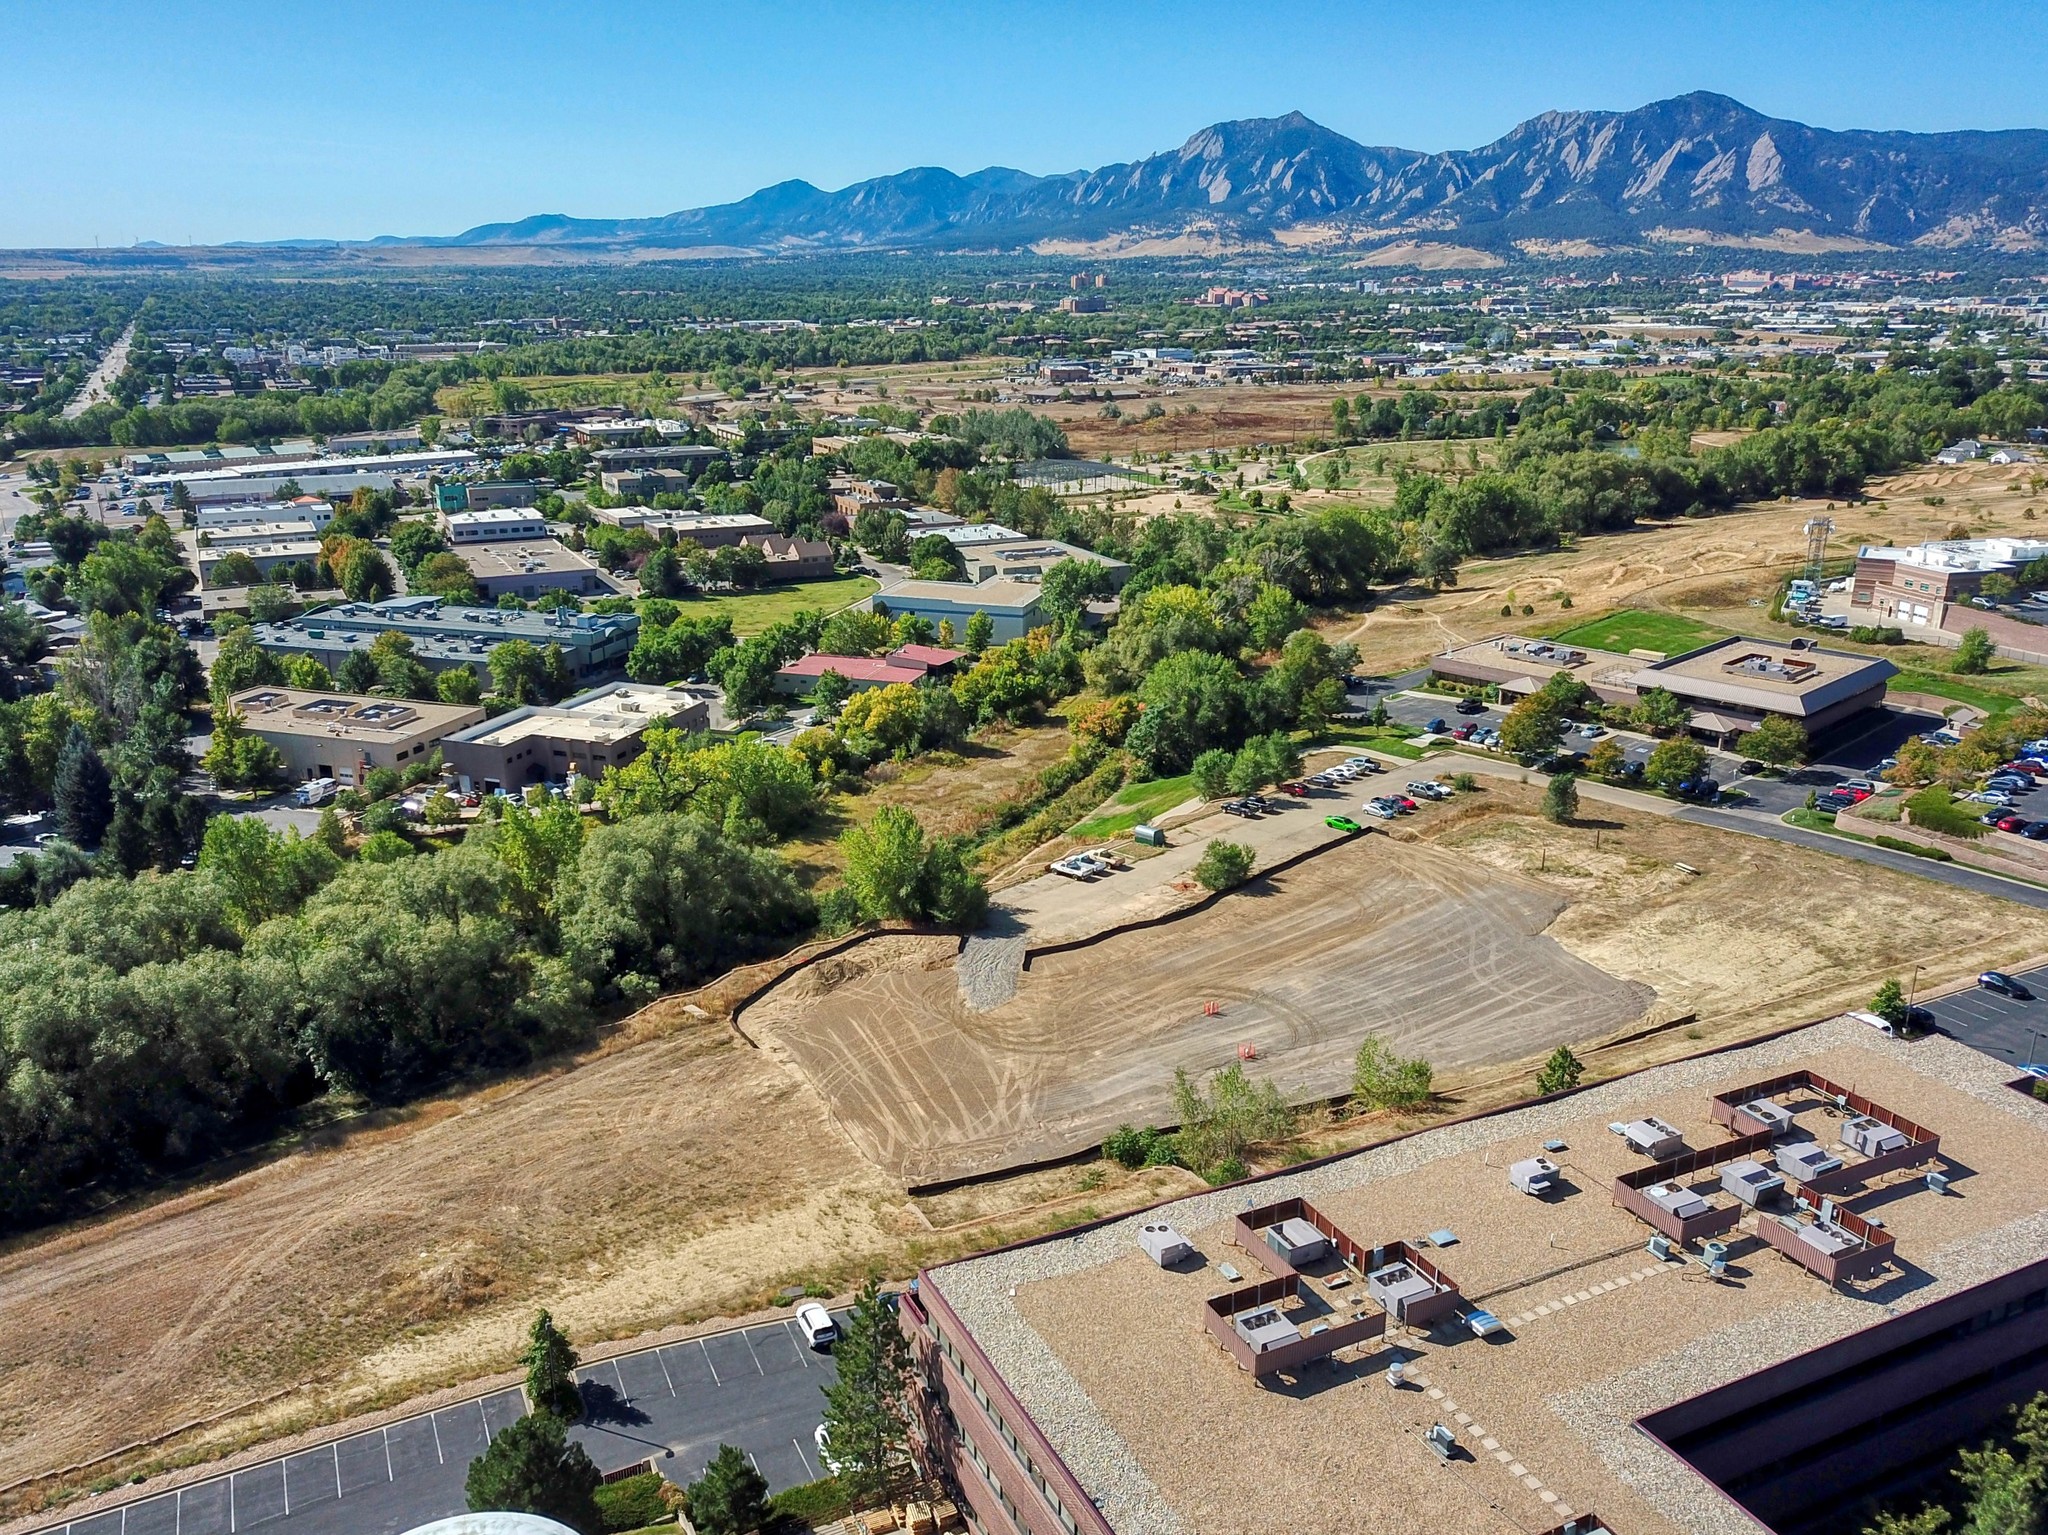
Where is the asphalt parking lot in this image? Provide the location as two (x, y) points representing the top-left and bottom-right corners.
(1915, 965), (2048, 1073)
(31, 1314), (844, 1535)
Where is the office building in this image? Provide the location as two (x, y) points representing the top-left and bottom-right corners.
(901, 1018), (2048, 1535)
(876, 580), (1044, 643)
(442, 508), (549, 543)
(440, 682), (710, 793)
(226, 687), (484, 787)
(134, 448), (479, 507)
(454, 540), (612, 601)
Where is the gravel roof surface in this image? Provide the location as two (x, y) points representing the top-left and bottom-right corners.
(929, 1018), (2048, 1535)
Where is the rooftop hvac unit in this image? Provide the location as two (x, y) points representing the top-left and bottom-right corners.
(1740, 1099), (1795, 1137)
(1841, 1115), (1909, 1159)
(1620, 1117), (1685, 1159)
(1509, 1156), (1558, 1196)
(1927, 1169), (1950, 1194)
(1137, 1223), (1192, 1268)
(1266, 1217), (1328, 1267)
(1777, 1142), (1844, 1183)
(1721, 1159), (1786, 1207)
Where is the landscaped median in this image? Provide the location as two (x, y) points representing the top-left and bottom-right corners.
(1828, 790), (2048, 885)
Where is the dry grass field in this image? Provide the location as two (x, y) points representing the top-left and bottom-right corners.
(1317, 456), (2048, 676)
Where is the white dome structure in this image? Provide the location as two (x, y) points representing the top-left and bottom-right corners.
(400, 1515), (582, 1535)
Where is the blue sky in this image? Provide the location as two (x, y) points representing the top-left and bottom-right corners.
(9, 0), (2048, 247)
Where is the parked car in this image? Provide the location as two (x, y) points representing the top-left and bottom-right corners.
(1842, 779), (1876, 793)
(1578, 723), (1606, 738)
(795, 1301), (839, 1349)
(1456, 697), (1487, 715)
(1673, 777), (1720, 802)
(1997, 816), (2031, 833)
(1407, 781), (1450, 800)
(1738, 759), (1765, 776)
(2023, 822), (2048, 841)
(1978, 971), (2034, 1000)
(1362, 801), (1399, 821)
(1452, 724), (1477, 740)
(1221, 800), (1259, 818)
(1277, 781), (1310, 797)
(1240, 794), (1272, 813)
(1425, 717), (1448, 734)
(1325, 815), (1364, 833)
(1391, 795), (1418, 812)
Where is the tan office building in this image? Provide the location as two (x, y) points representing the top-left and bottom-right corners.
(225, 687), (486, 786)
(439, 682), (711, 793)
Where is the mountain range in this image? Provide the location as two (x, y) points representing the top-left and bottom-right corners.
(374, 93), (2048, 258)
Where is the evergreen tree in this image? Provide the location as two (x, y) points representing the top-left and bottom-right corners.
(684, 1444), (770, 1535)
(1542, 772), (1580, 824)
(52, 724), (113, 848)
(464, 1412), (602, 1534)
(522, 1309), (583, 1420)
(820, 1278), (917, 1509)
(1536, 1045), (1584, 1095)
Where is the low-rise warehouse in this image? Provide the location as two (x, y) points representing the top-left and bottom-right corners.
(225, 687), (485, 787)
(877, 579), (1044, 643)
(250, 596), (638, 685)
(440, 681), (710, 792)
(904, 1019), (2048, 1535)
(453, 540), (612, 601)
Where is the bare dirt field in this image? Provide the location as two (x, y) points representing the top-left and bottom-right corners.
(743, 831), (1654, 1187)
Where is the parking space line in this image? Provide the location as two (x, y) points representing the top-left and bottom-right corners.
(615, 1359), (629, 1403)
(280, 1463), (288, 1519)
(656, 1347), (675, 1395)
(227, 1475), (234, 1535)
(793, 1438), (816, 1481)
(701, 1338), (721, 1386)
(431, 1412), (443, 1464)
(333, 1443), (341, 1499)
(479, 1399), (492, 1445)
(784, 1319), (810, 1368)
(381, 1427), (392, 1482)
(743, 1329), (764, 1375)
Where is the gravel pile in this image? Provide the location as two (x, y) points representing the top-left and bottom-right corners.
(932, 1018), (2048, 1535)
(955, 932), (1028, 1011)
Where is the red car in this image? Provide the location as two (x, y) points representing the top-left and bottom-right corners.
(1452, 724), (1477, 740)
(1998, 815), (2030, 833)
(1847, 787), (1873, 802)
(2005, 761), (2048, 776)
(1277, 781), (1310, 797)
(1392, 795), (1418, 811)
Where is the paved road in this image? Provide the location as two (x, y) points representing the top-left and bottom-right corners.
(61, 322), (135, 420)
(1913, 963), (2048, 1073)
(1673, 803), (2048, 909)
(28, 1313), (843, 1535)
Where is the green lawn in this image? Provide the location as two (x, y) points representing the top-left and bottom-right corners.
(1549, 609), (1726, 657)
(1891, 669), (2029, 717)
(663, 574), (879, 635)
(1071, 773), (1197, 839)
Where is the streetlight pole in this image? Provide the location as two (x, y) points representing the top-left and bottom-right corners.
(1906, 964), (1924, 1019)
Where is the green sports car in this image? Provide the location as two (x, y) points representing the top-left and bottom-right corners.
(1325, 815), (1365, 833)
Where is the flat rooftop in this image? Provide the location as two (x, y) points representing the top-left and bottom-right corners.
(228, 686), (483, 740)
(1632, 637), (1896, 714)
(925, 1019), (2048, 1535)
(882, 578), (1044, 610)
(1434, 633), (1645, 685)
(447, 682), (704, 749)
(455, 541), (602, 578)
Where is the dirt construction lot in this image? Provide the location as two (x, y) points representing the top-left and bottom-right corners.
(744, 831), (1654, 1186)
(7, 788), (2048, 1512)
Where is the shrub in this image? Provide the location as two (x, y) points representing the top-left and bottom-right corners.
(1205, 1156), (1250, 1185)
(768, 1477), (853, 1530)
(595, 1472), (675, 1533)
(1353, 1035), (1433, 1110)
(1449, 772), (1479, 791)
(2035, 1079), (2048, 1104)
(1170, 1063), (1293, 1175)
(1541, 772), (1579, 824)
(1194, 840), (1255, 891)
(1535, 1045), (1583, 1095)
(1870, 978), (1907, 1027)
(1101, 1124), (1179, 1169)
(1904, 785), (1988, 839)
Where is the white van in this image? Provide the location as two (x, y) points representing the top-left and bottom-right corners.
(294, 777), (337, 807)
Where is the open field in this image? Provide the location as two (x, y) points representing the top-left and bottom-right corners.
(1549, 608), (1727, 655)
(1318, 457), (2048, 677)
(669, 573), (877, 634)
